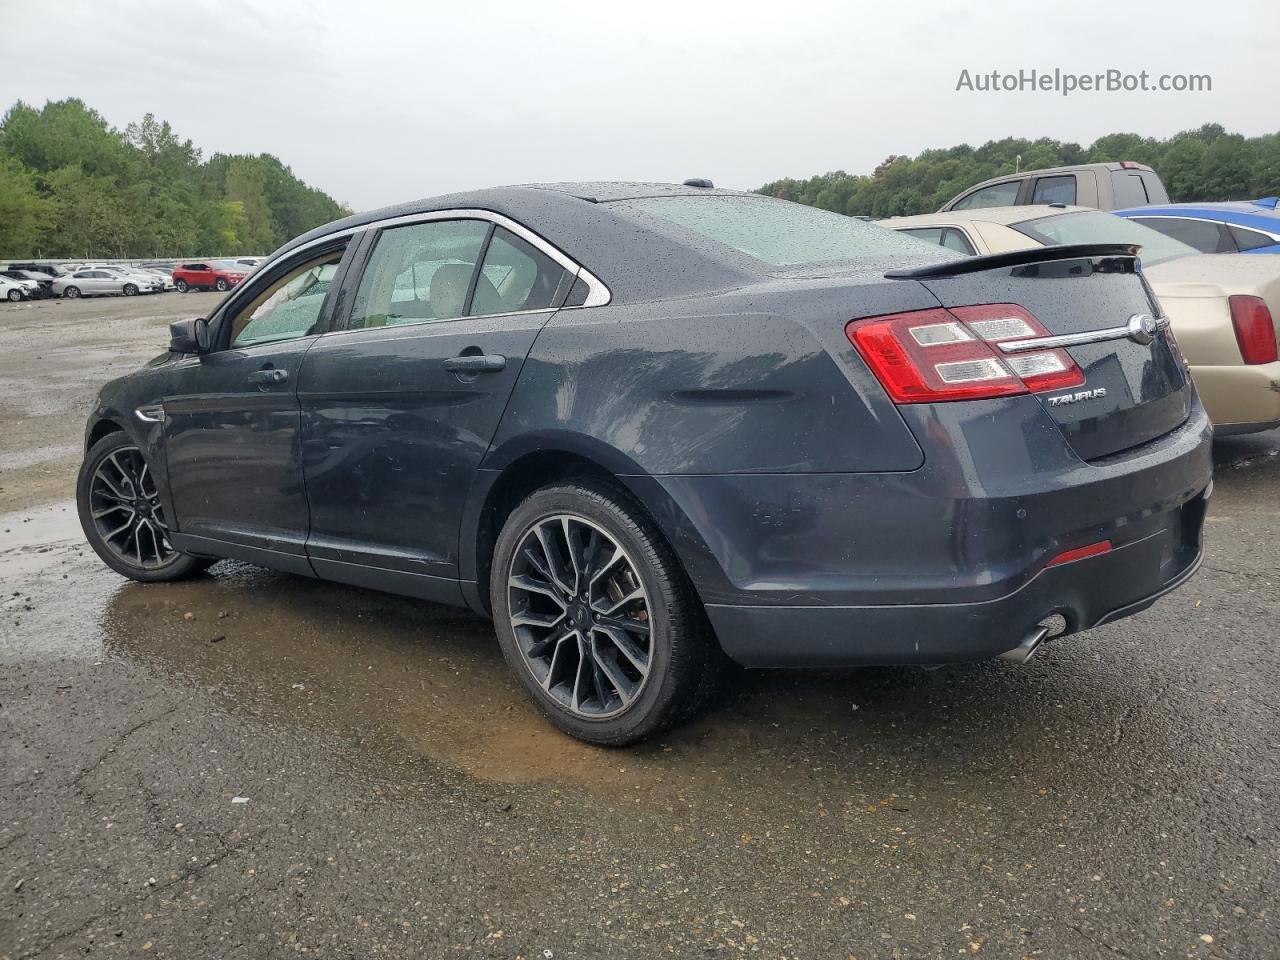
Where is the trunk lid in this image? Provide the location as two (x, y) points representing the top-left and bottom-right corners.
(890, 245), (1192, 461)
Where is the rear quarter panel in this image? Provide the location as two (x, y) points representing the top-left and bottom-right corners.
(486, 278), (940, 476)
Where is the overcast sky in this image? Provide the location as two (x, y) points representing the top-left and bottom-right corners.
(3, 0), (1277, 211)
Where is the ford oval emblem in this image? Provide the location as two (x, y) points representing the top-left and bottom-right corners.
(1127, 312), (1159, 345)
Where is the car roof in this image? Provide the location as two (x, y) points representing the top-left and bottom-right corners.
(271, 182), (771, 303)
(882, 204), (1095, 228)
(279, 182), (750, 251)
(951, 162), (1154, 195)
(1114, 201), (1280, 228)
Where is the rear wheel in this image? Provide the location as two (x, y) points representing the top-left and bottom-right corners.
(175, 278), (188, 293)
(62, 286), (81, 299)
(491, 481), (722, 745)
(76, 432), (213, 582)
(215, 277), (229, 292)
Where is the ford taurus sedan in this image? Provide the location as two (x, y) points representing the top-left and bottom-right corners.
(76, 182), (1212, 744)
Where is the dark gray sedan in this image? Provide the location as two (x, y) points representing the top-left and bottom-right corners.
(75, 182), (1212, 744)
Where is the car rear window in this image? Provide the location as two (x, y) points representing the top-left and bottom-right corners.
(1010, 210), (1199, 266)
(607, 195), (946, 267)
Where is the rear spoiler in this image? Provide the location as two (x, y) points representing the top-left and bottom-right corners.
(885, 243), (1141, 280)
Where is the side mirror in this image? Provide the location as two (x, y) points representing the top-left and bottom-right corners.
(169, 317), (211, 354)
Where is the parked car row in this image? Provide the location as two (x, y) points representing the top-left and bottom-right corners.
(0, 257), (263, 301)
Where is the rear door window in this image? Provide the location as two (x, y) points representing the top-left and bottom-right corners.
(347, 219), (491, 329)
(896, 227), (976, 255)
(952, 180), (1021, 210)
(472, 227), (566, 315)
(1031, 175), (1077, 205)
(1130, 216), (1233, 253)
(1110, 172), (1151, 208)
(1229, 225), (1278, 251)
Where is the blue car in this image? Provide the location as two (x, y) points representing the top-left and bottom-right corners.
(1115, 199), (1280, 254)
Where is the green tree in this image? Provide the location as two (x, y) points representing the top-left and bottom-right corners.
(0, 154), (58, 254)
(0, 97), (348, 259)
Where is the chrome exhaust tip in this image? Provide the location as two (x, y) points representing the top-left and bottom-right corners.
(998, 624), (1052, 664)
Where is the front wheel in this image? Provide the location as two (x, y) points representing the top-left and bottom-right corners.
(76, 432), (214, 582)
(62, 286), (81, 299)
(6, 289), (20, 302)
(215, 278), (229, 291)
(491, 481), (722, 745)
(175, 279), (188, 293)
(123, 283), (138, 297)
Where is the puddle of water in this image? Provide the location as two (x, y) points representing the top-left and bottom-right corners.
(2, 501), (1174, 799)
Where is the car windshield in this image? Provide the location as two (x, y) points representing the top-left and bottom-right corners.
(608, 195), (948, 267)
(1011, 211), (1199, 267)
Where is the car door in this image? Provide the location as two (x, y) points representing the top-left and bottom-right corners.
(162, 238), (356, 572)
(84, 270), (116, 294)
(186, 262), (214, 287)
(297, 215), (573, 602)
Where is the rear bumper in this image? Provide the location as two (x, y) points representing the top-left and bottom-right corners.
(705, 500), (1205, 666)
(633, 396), (1213, 667)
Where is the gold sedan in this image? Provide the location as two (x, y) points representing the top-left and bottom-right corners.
(883, 206), (1280, 435)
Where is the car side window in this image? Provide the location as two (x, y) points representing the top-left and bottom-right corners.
(473, 227), (566, 315)
(348, 219), (491, 329)
(953, 180), (1021, 210)
(897, 227), (976, 256)
(228, 249), (346, 348)
(1031, 175), (1077, 205)
(1131, 217), (1231, 253)
(939, 227), (976, 255)
(1229, 225), (1276, 251)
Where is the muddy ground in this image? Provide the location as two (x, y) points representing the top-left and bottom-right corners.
(1, 293), (1278, 959)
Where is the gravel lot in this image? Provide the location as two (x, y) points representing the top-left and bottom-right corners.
(2, 293), (1278, 959)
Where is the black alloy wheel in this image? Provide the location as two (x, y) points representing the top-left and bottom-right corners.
(76, 432), (213, 582)
(491, 481), (724, 745)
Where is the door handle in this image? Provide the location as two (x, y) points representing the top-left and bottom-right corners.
(247, 368), (289, 385)
(442, 354), (506, 373)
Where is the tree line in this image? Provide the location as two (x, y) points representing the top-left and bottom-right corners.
(0, 98), (349, 259)
(756, 124), (1280, 218)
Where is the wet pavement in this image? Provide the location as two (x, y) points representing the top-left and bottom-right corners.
(2, 295), (1280, 958)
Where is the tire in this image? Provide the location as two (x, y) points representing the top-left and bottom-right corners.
(63, 286), (81, 299)
(6, 289), (20, 302)
(491, 480), (722, 745)
(215, 278), (229, 292)
(76, 431), (214, 583)
(175, 279), (188, 293)
(123, 283), (138, 297)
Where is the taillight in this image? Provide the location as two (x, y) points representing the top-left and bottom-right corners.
(847, 304), (1085, 404)
(1229, 295), (1278, 365)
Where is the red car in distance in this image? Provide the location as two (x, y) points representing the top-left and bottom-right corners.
(172, 259), (248, 293)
